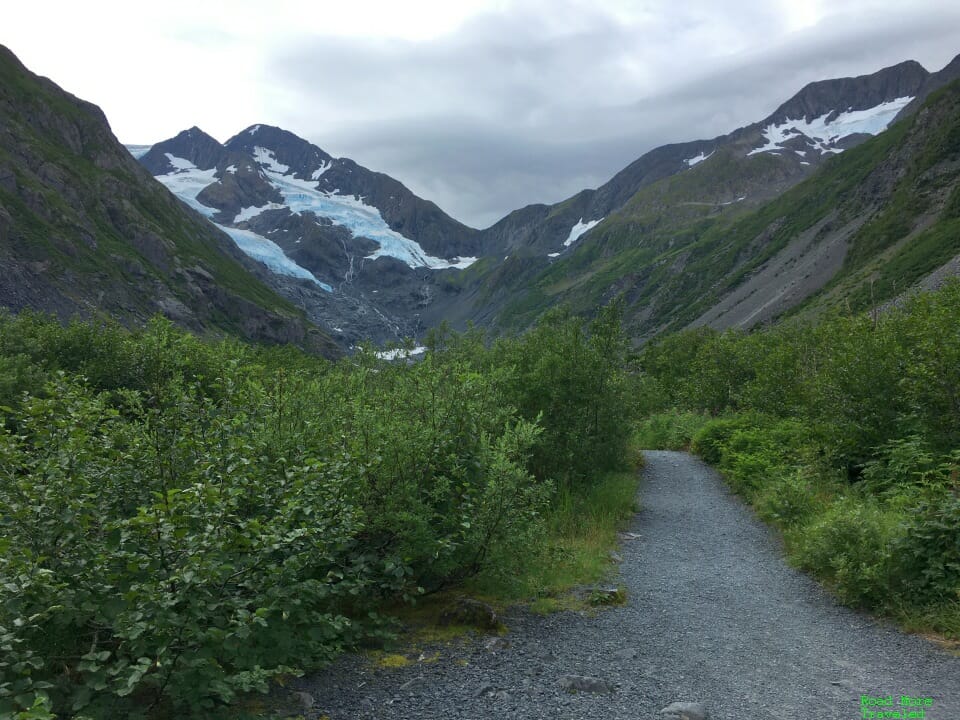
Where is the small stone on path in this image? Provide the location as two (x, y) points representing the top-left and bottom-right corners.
(558, 675), (615, 693)
(291, 690), (315, 711)
(484, 637), (511, 652)
(660, 700), (709, 720)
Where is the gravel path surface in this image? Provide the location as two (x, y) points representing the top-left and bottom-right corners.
(297, 451), (959, 719)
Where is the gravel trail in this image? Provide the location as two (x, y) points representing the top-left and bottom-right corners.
(297, 450), (959, 719)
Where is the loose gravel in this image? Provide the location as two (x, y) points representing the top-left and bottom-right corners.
(296, 451), (960, 719)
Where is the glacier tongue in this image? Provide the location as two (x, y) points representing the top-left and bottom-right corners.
(216, 225), (333, 292)
(261, 170), (475, 270)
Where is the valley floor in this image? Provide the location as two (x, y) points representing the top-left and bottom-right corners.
(296, 451), (960, 720)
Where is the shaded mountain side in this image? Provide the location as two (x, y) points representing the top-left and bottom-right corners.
(0, 45), (339, 358)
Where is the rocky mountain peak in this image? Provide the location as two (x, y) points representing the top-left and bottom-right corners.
(767, 60), (928, 126)
(139, 125), (226, 174)
(225, 124), (334, 180)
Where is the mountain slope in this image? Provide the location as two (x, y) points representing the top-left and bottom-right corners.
(0, 45), (339, 357)
(457, 54), (960, 338)
(525, 76), (960, 338)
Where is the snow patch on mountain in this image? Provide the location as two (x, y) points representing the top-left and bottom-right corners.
(564, 217), (603, 247)
(234, 202), (287, 223)
(312, 161), (332, 180)
(165, 153), (201, 171)
(685, 150), (714, 167)
(252, 146), (290, 174)
(749, 96), (914, 156)
(248, 125), (262, 136)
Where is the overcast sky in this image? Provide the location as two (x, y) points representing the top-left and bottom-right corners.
(4, 1), (960, 228)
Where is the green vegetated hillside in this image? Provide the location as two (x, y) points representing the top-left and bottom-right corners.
(0, 307), (638, 719)
(491, 78), (960, 341)
(636, 279), (960, 639)
(0, 45), (337, 357)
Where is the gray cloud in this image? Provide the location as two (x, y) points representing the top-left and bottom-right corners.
(261, 1), (960, 228)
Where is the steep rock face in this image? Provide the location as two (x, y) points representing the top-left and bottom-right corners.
(225, 124), (334, 178)
(896, 54), (960, 119)
(0, 45), (338, 357)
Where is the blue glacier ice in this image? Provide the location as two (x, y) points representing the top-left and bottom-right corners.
(154, 156), (332, 292)
(216, 225), (333, 292)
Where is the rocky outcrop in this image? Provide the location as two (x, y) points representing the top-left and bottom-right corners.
(140, 126), (227, 173)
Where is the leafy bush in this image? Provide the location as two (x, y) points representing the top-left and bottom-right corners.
(791, 497), (901, 607)
(494, 302), (634, 487)
(754, 468), (834, 529)
(714, 420), (809, 500)
(0, 309), (637, 717)
(690, 415), (758, 464)
(634, 410), (710, 450)
(892, 479), (960, 603)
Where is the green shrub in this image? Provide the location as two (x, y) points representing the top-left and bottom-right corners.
(690, 415), (757, 463)
(893, 486), (960, 604)
(634, 409), (710, 449)
(754, 469), (830, 529)
(791, 497), (901, 607)
(0, 310), (637, 717)
(715, 421), (809, 500)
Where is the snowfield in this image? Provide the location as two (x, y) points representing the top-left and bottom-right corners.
(685, 150), (714, 167)
(749, 96), (914, 156)
(564, 217), (603, 247)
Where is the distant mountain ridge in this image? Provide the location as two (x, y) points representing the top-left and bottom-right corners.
(470, 57), (960, 341)
(434, 52), (960, 337)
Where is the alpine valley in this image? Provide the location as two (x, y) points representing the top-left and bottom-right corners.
(3, 42), (960, 350)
